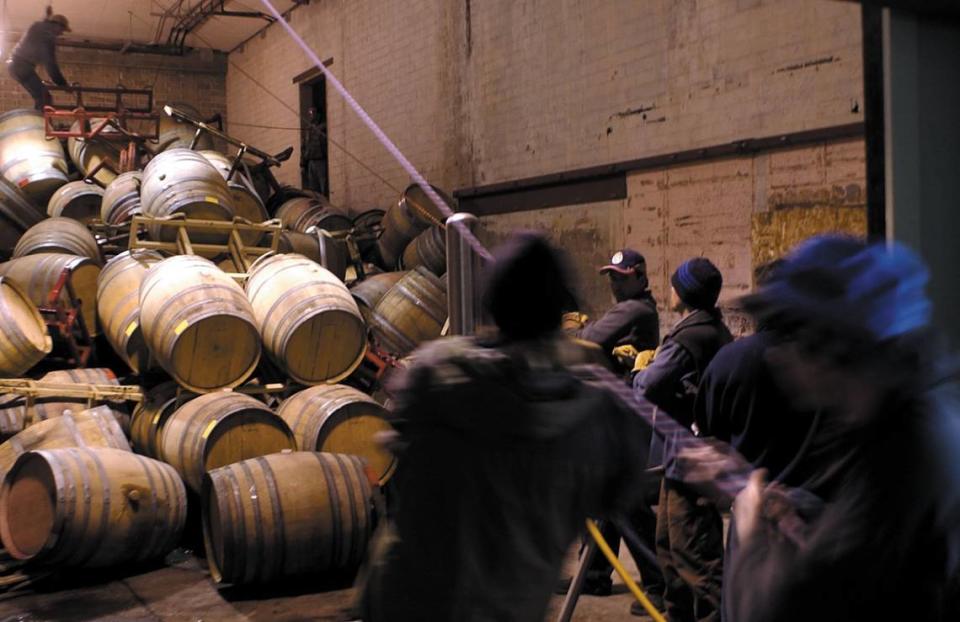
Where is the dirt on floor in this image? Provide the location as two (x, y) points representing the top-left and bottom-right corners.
(0, 546), (653, 622)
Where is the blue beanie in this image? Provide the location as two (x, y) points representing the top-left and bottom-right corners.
(743, 235), (931, 343)
(671, 257), (723, 310)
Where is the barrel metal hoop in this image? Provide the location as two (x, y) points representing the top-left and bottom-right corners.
(237, 459), (266, 584)
(255, 456), (287, 582)
(313, 453), (343, 568)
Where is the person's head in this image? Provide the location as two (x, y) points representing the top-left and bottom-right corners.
(744, 235), (932, 417)
(47, 14), (70, 36)
(670, 257), (723, 313)
(599, 249), (648, 302)
(307, 107), (317, 122)
(482, 232), (572, 341)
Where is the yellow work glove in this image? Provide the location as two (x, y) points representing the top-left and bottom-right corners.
(612, 344), (639, 369)
(561, 311), (589, 333)
(632, 348), (658, 373)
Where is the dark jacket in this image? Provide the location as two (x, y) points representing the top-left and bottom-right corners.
(11, 21), (67, 86)
(580, 291), (659, 357)
(694, 331), (821, 488)
(728, 361), (960, 622)
(362, 335), (652, 622)
(634, 308), (732, 429)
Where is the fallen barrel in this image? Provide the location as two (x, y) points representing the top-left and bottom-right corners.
(0, 176), (43, 257)
(0, 276), (51, 378)
(368, 266), (447, 357)
(377, 184), (453, 270)
(0, 447), (186, 568)
(159, 391), (295, 493)
(275, 196), (351, 234)
(100, 171), (142, 225)
(129, 381), (186, 459)
(47, 180), (104, 224)
(97, 249), (165, 373)
(202, 451), (373, 584)
(349, 271), (406, 325)
(0, 109), (68, 208)
(245, 254), (366, 385)
(139, 255), (261, 392)
(277, 384), (396, 485)
(400, 225), (446, 276)
(277, 231), (349, 281)
(0, 253), (102, 336)
(12, 217), (102, 264)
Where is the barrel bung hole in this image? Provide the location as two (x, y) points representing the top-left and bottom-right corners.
(2, 455), (56, 558)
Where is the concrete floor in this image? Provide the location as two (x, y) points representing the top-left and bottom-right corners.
(0, 547), (652, 622)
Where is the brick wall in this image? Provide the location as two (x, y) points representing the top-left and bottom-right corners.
(1, 46), (227, 128)
(226, 0), (868, 331)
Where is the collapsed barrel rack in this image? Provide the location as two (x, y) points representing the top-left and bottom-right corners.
(37, 266), (95, 367)
(127, 215), (282, 275)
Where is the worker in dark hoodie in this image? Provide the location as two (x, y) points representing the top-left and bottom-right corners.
(361, 232), (654, 622)
(634, 257), (732, 622)
(7, 10), (71, 110)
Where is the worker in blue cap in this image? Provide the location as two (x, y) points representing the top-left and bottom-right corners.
(726, 235), (960, 621)
(634, 256), (732, 622)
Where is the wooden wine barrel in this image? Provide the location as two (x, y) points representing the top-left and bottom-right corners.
(66, 120), (120, 187)
(159, 391), (295, 493)
(0, 276), (51, 378)
(278, 385), (395, 484)
(139, 255), (261, 392)
(0, 368), (119, 436)
(198, 150), (268, 245)
(246, 254), (366, 385)
(140, 149), (234, 244)
(275, 197), (351, 234)
(0, 409), (25, 443)
(369, 267), (447, 357)
(129, 381), (186, 459)
(97, 250), (165, 373)
(158, 103), (215, 152)
(47, 181), (104, 224)
(0, 254), (101, 336)
(377, 184), (454, 269)
(0, 406), (130, 481)
(352, 208), (385, 263)
(100, 171), (142, 225)
(12, 217), (102, 264)
(0, 176), (43, 256)
(0, 109), (68, 208)
(276, 231), (348, 281)
(202, 451), (373, 584)
(400, 225), (446, 276)
(349, 271), (406, 325)
(0, 447), (187, 567)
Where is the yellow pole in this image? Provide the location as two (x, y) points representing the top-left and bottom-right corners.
(585, 518), (667, 622)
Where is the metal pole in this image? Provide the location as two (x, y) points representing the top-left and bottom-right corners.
(446, 212), (483, 336)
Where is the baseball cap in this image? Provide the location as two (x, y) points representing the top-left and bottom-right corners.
(600, 249), (646, 275)
(48, 15), (71, 32)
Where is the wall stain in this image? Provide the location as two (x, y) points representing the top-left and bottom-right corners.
(775, 55), (838, 73)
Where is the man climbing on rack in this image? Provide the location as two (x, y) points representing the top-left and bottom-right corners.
(6, 7), (71, 111)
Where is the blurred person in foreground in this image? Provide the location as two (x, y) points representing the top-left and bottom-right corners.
(6, 9), (70, 111)
(361, 232), (654, 622)
(727, 235), (960, 622)
(634, 257), (732, 622)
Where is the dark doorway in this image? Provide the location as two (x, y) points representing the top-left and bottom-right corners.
(299, 76), (328, 197)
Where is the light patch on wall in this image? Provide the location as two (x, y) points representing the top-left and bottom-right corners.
(751, 205), (867, 270)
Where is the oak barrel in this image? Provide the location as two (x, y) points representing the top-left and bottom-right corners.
(198, 150), (268, 244)
(369, 267), (447, 356)
(66, 120), (120, 187)
(140, 149), (235, 243)
(277, 231), (349, 281)
(0, 406), (130, 482)
(0, 253), (101, 336)
(158, 103), (214, 152)
(159, 391), (295, 493)
(278, 385), (395, 484)
(246, 254), (366, 385)
(377, 184), (454, 269)
(0, 276), (51, 377)
(129, 381), (186, 459)
(350, 271), (406, 325)
(400, 225), (446, 276)
(47, 180), (104, 223)
(0, 447), (186, 567)
(100, 171), (142, 225)
(0, 176), (43, 256)
(139, 255), (261, 392)
(0, 109), (68, 208)
(275, 197), (351, 233)
(0, 368), (120, 435)
(97, 250), (165, 372)
(13, 218), (102, 264)
(202, 451), (373, 584)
